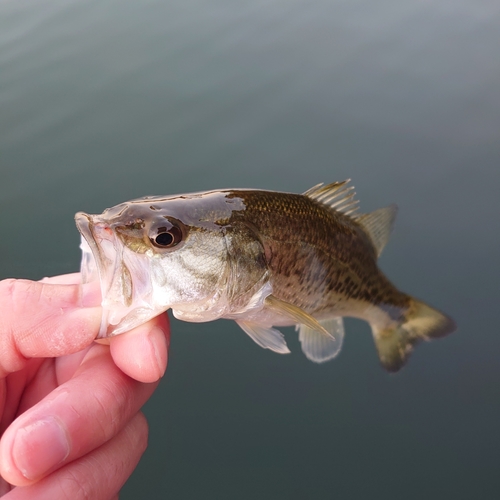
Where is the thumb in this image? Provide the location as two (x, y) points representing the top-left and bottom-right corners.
(0, 279), (101, 377)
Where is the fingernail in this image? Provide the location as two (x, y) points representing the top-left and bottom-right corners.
(12, 417), (70, 480)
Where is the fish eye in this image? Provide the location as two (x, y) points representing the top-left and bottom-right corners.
(151, 225), (183, 248)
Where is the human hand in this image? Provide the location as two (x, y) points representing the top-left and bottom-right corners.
(0, 273), (170, 499)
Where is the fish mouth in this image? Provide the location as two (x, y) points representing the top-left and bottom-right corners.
(75, 212), (163, 338)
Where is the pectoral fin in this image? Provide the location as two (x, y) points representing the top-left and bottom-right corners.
(236, 320), (290, 354)
(264, 295), (334, 340)
(297, 317), (345, 363)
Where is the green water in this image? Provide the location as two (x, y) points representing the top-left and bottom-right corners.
(1, 1), (499, 498)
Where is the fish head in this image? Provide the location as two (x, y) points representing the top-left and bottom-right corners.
(75, 191), (241, 338)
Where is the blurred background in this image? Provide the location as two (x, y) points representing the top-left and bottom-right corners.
(1, 0), (499, 498)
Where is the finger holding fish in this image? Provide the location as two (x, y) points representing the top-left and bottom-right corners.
(109, 312), (169, 383)
(0, 278), (101, 377)
(0, 273), (169, 489)
(38, 272), (170, 382)
(0, 275), (169, 382)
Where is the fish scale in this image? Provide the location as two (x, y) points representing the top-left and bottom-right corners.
(226, 190), (406, 312)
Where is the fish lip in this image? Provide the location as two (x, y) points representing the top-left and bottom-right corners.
(76, 211), (138, 338)
(74, 212), (93, 247)
(75, 211), (118, 338)
(75, 212), (107, 277)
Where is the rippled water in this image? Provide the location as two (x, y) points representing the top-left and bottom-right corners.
(1, 1), (499, 498)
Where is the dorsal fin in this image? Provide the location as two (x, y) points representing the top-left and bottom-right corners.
(354, 204), (398, 257)
(303, 180), (360, 216)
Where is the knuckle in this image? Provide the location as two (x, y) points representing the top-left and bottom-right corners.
(57, 468), (92, 500)
(90, 381), (131, 440)
(132, 412), (149, 455)
(0, 278), (43, 313)
(0, 280), (33, 375)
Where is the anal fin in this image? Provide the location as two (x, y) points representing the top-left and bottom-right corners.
(298, 317), (345, 363)
(236, 320), (290, 354)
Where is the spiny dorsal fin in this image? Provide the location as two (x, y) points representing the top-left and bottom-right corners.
(303, 180), (360, 216)
(354, 204), (398, 257)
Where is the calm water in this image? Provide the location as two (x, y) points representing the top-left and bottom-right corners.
(1, 1), (500, 498)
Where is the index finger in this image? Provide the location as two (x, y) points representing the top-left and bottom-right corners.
(0, 279), (101, 377)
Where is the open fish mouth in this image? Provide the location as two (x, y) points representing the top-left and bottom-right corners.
(75, 212), (164, 338)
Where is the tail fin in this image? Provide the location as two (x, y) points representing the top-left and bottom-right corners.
(372, 299), (456, 372)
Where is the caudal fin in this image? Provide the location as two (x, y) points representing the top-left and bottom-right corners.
(372, 299), (456, 372)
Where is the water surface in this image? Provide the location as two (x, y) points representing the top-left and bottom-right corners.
(1, 1), (499, 498)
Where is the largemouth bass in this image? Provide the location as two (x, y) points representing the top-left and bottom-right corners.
(75, 180), (455, 372)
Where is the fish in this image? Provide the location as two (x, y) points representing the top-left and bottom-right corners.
(75, 180), (456, 372)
